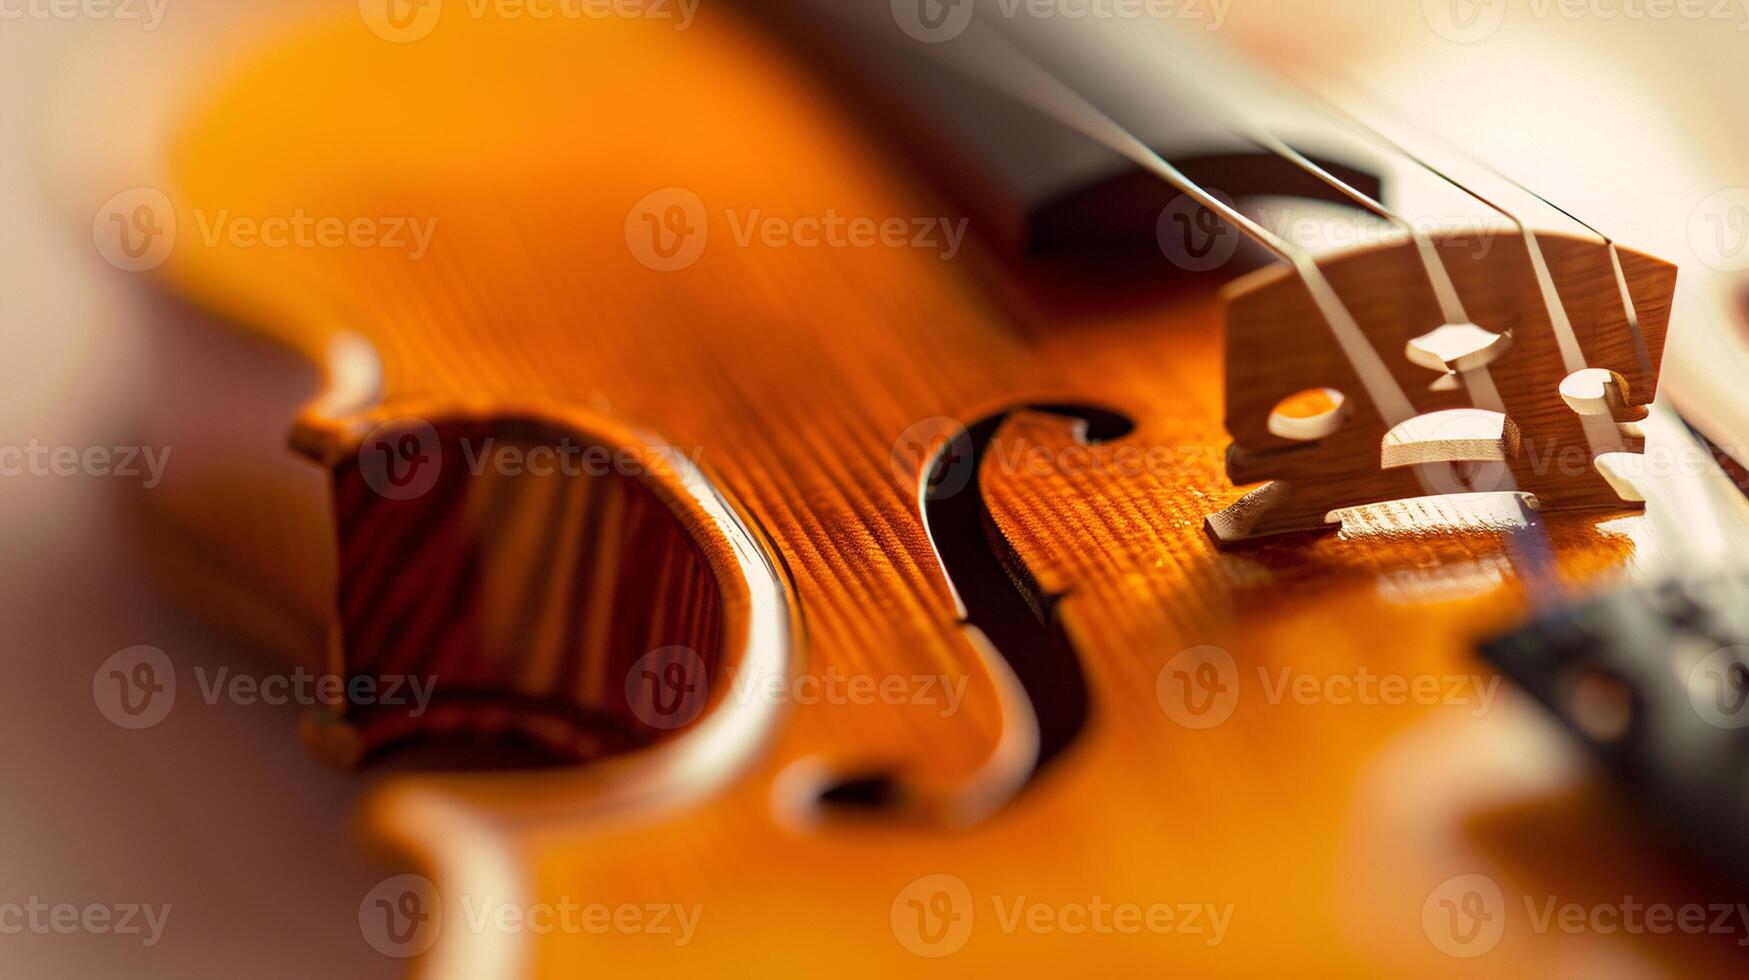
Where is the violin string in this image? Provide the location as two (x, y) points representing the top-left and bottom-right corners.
(1312, 73), (1656, 384)
(960, 21), (1526, 500)
(1223, 65), (1604, 596)
(1240, 132), (1524, 492)
(1250, 132), (1474, 329)
(1117, 48), (1530, 465)
(934, 18), (1419, 428)
(919, 17), (1575, 595)
(1273, 69), (1639, 466)
(1286, 73), (1649, 449)
(1296, 74), (1749, 580)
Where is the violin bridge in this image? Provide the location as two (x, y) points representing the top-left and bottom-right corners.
(1205, 231), (1678, 546)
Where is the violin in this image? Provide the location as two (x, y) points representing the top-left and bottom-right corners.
(108, 1), (1749, 975)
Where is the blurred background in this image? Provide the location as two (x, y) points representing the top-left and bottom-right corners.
(2, 1), (1746, 976)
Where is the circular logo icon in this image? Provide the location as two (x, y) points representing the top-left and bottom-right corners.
(1687, 188), (1749, 273)
(625, 188), (708, 272)
(360, 874), (442, 958)
(890, 417), (975, 502)
(1422, 873), (1505, 957)
(359, 0), (443, 43)
(94, 188), (176, 273)
(357, 417), (443, 500)
(890, 873), (973, 958)
(625, 646), (709, 730)
(1156, 645), (1240, 729)
(93, 645), (176, 730)
(1423, 0), (1507, 43)
(1687, 646), (1749, 729)
(1156, 190), (1241, 273)
(891, 0), (976, 43)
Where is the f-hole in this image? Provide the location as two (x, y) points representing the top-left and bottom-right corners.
(815, 403), (1135, 817)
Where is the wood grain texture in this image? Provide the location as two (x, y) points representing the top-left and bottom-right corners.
(137, 7), (1742, 978)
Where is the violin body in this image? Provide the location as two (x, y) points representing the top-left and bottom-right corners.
(132, 6), (1740, 977)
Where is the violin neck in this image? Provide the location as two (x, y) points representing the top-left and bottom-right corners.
(755, 1), (1381, 255)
